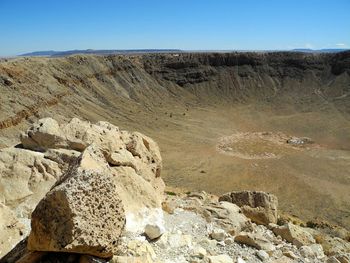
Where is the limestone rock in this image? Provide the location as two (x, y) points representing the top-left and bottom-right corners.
(310, 244), (325, 259)
(219, 191), (278, 225)
(144, 223), (165, 240)
(111, 165), (164, 216)
(283, 250), (299, 259)
(20, 118), (165, 215)
(162, 200), (176, 214)
(0, 147), (61, 208)
(315, 235), (350, 256)
(191, 245), (207, 258)
(224, 237), (234, 245)
(126, 239), (156, 259)
(269, 256), (295, 263)
(256, 250), (269, 261)
(44, 148), (80, 168)
(299, 244), (325, 259)
(27, 145), (125, 258)
(272, 223), (315, 248)
(167, 232), (193, 248)
(199, 201), (250, 235)
(235, 232), (275, 251)
(0, 147), (62, 258)
(299, 245), (315, 258)
(20, 118), (66, 151)
(236, 258), (246, 263)
(210, 228), (227, 241)
(111, 255), (154, 263)
(208, 254), (233, 263)
(0, 204), (26, 260)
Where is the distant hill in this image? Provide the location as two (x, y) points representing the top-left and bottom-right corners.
(292, 48), (349, 53)
(20, 50), (59, 56)
(20, 49), (182, 57)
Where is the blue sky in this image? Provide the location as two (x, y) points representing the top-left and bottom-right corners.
(0, 0), (349, 56)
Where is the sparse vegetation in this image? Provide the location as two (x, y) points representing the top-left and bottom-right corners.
(306, 220), (319, 229)
(165, 191), (177, 196)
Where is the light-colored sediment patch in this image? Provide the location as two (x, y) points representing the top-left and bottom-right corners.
(216, 132), (316, 160)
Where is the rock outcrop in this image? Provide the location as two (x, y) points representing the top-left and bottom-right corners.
(272, 223), (316, 248)
(0, 147), (62, 256)
(0, 118), (165, 258)
(219, 191), (278, 225)
(20, 118), (165, 213)
(28, 145), (125, 258)
(234, 232), (275, 251)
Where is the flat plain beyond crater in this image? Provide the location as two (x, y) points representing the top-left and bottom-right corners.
(1, 51), (350, 228)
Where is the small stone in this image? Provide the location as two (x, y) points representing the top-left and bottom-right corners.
(283, 250), (299, 259)
(144, 223), (165, 240)
(200, 238), (217, 248)
(126, 240), (156, 259)
(208, 254), (233, 263)
(210, 228), (227, 241)
(155, 232), (168, 249)
(168, 233), (192, 248)
(309, 244), (325, 259)
(235, 232), (275, 251)
(237, 257), (247, 263)
(217, 241), (226, 247)
(162, 200), (176, 214)
(224, 237), (234, 245)
(256, 250), (269, 261)
(192, 245), (207, 258)
(299, 245), (314, 258)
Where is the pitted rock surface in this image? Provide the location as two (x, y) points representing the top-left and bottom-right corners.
(27, 145), (125, 258)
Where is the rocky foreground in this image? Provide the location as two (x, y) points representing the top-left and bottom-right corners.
(0, 118), (349, 263)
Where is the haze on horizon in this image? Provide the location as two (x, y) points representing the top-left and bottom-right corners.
(0, 0), (349, 56)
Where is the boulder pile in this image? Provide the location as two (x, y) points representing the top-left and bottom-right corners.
(0, 118), (349, 263)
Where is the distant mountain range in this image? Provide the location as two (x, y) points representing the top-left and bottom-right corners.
(20, 49), (182, 57)
(19, 48), (349, 57)
(292, 48), (349, 53)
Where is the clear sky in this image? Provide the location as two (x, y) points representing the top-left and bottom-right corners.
(0, 0), (349, 56)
